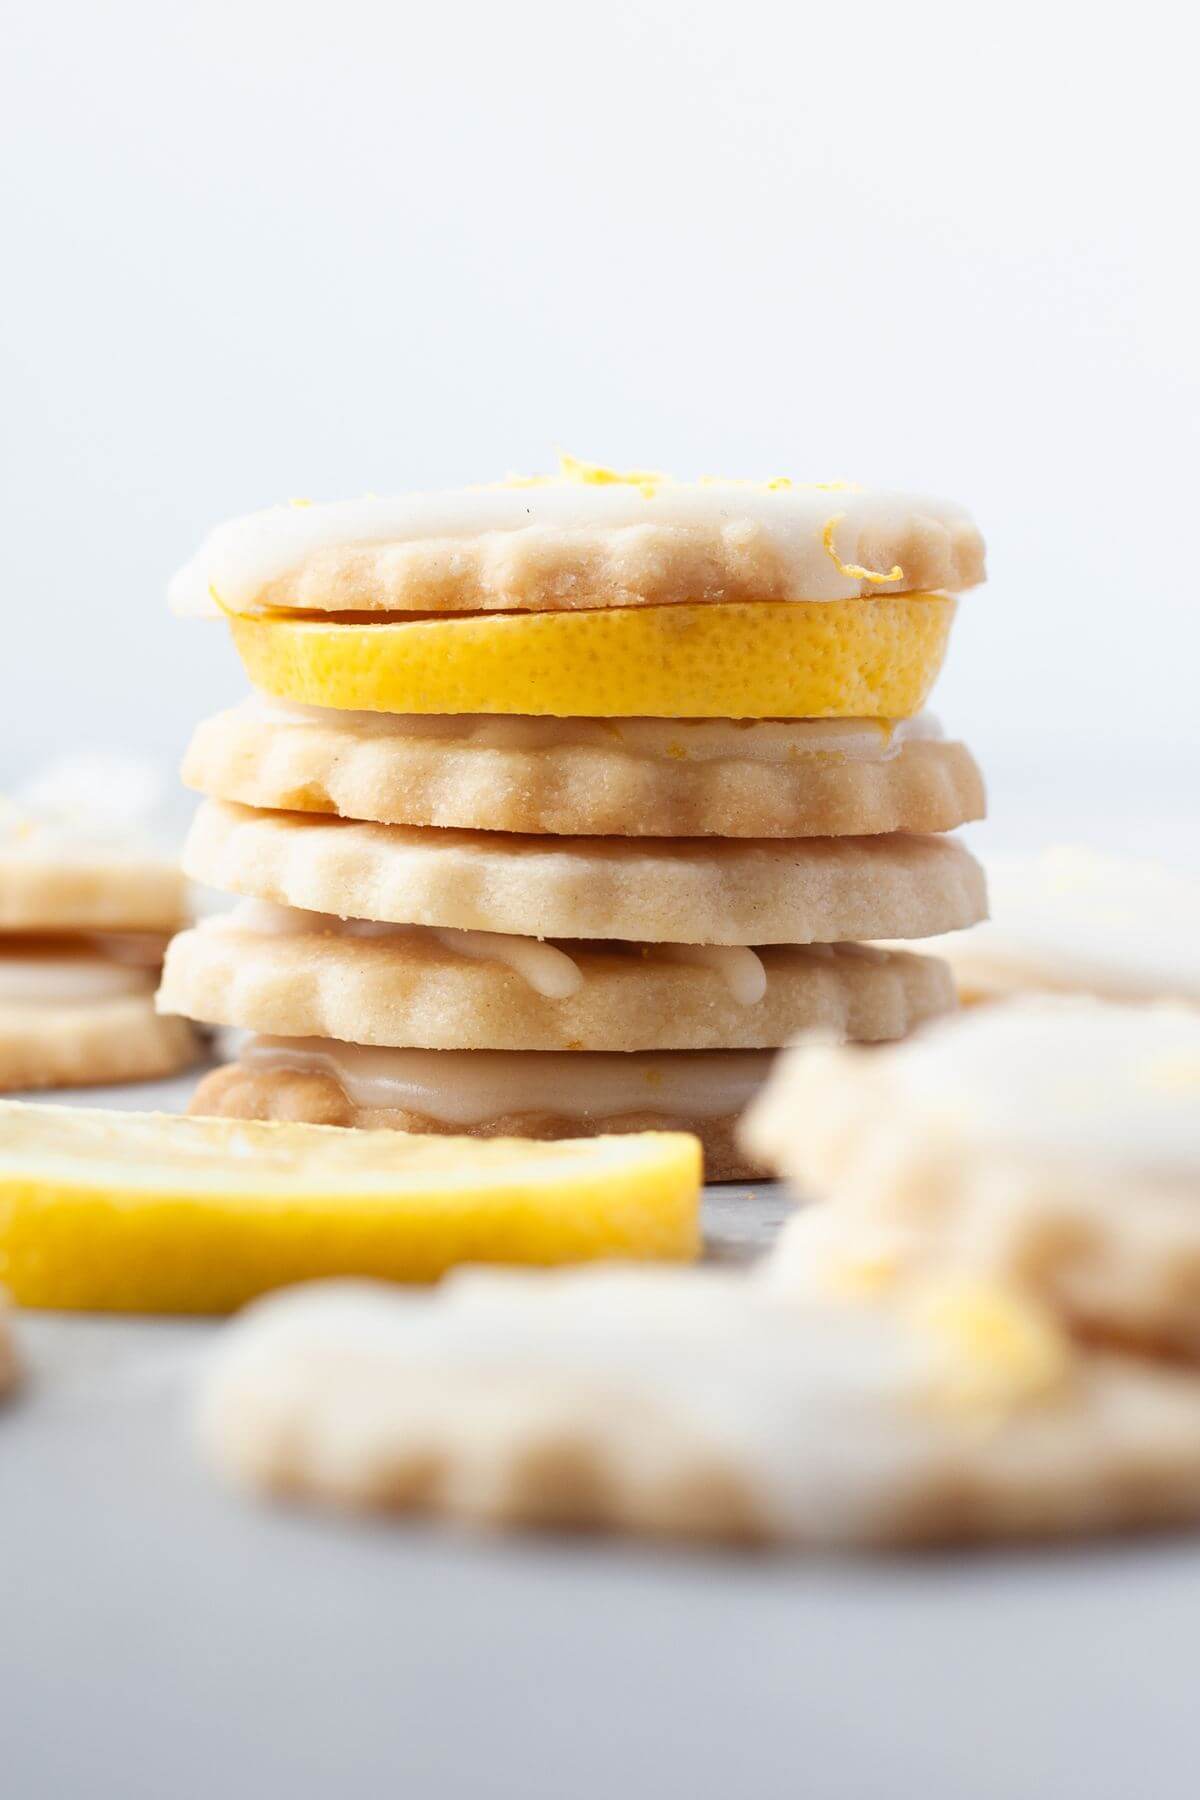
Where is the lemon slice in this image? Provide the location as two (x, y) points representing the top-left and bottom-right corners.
(0, 1102), (701, 1313)
(229, 596), (955, 719)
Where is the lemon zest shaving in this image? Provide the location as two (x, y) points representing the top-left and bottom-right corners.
(556, 452), (664, 497)
(822, 513), (904, 585)
(288, 497), (313, 509)
(906, 1278), (1071, 1417)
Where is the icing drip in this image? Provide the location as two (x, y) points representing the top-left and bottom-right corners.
(217, 902), (781, 1004)
(428, 928), (582, 1000)
(654, 944), (767, 1005)
(241, 1039), (774, 1125)
(0, 948), (157, 1006)
(247, 698), (943, 766)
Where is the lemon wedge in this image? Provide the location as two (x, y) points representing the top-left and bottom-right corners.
(229, 596), (955, 720)
(0, 1102), (701, 1313)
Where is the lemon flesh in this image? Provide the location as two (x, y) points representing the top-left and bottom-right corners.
(0, 1102), (701, 1313)
(230, 596), (955, 720)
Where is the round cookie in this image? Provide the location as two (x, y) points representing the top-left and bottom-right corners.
(0, 845), (188, 934)
(159, 909), (956, 1050)
(198, 1269), (1200, 1548)
(907, 848), (1200, 1005)
(182, 801), (987, 946)
(226, 596), (955, 721)
(188, 1048), (770, 1182)
(184, 702), (986, 839)
(170, 474), (986, 618)
(0, 940), (202, 1089)
(0, 994), (200, 1090)
(744, 996), (1200, 1359)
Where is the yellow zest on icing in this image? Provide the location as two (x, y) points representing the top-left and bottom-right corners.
(821, 1252), (900, 1300)
(906, 1278), (1071, 1416)
(556, 453), (664, 497)
(288, 497), (313, 509)
(821, 514), (904, 585)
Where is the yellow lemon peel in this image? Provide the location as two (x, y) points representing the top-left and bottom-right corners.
(228, 594), (954, 720)
(0, 1101), (701, 1313)
(905, 1277), (1071, 1417)
(822, 513), (904, 585)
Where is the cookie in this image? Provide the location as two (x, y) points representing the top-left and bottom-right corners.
(169, 470), (986, 618)
(226, 596), (955, 721)
(0, 994), (200, 1090)
(905, 848), (1200, 1005)
(197, 1269), (1200, 1548)
(181, 802), (987, 946)
(184, 701), (986, 839)
(188, 1051), (767, 1181)
(159, 908), (955, 1050)
(0, 844), (188, 934)
(0, 1295), (18, 1398)
(744, 997), (1200, 1358)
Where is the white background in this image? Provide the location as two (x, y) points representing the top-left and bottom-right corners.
(4, 0), (1198, 850)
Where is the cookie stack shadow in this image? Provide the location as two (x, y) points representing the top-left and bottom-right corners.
(158, 470), (989, 1179)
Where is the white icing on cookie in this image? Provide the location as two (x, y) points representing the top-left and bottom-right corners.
(215, 901), (778, 1005)
(239, 1039), (774, 1124)
(0, 949), (157, 1006)
(170, 482), (979, 615)
(915, 848), (1200, 1005)
(247, 700), (944, 766)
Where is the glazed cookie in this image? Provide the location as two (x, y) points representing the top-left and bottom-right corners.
(197, 1268), (1200, 1548)
(904, 848), (1200, 1005)
(1, 776), (189, 934)
(170, 469), (986, 618)
(0, 1295), (18, 1398)
(182, 802), (987, 946)
(745, 997), (1200, 1358)
(184, 701), (986, 839)
(159, 905), (955, 1050)
(0, 844), (188, 935)
(188, 1050), (769, 1181)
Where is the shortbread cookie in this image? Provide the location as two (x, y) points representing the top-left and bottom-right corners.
(182, 802), (987, 946)
(189, 1049), (768, 1181)
(745, 997), (1200, 1358)
(906, 848), (1200, 1005)
(0, 938), (201, 1089)
(2, 768), (190, 933)
(170, 471), (986, 618)
(0, 844), (188, 934)
(185, 701), (986, 839)
(0, 994), (200, 1090)
(227, 596), (955, 721)
(0, 1295), (18, 1398)
(197, 1269), (1200, 1548)
(160, 906), (955, 1050)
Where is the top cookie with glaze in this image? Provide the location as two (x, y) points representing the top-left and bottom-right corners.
(170, 462), (986, 618)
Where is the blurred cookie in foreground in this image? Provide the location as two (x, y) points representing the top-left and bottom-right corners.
(0, 1293), (19, 1397)
(745, 997), (1200, 1358)
(198, 1267), (1200, 1548)
(903, 847), (1200, 1005)
(0, 758), (202, 1089)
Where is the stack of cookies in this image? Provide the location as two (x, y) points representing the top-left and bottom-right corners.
(1, 765), (200, 1091)
(159, 463), (988, 1178)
